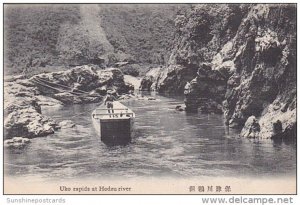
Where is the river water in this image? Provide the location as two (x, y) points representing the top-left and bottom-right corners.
(4, 92), (296, 180)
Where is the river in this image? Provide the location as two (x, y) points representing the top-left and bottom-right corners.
(4, 92), (296, 181)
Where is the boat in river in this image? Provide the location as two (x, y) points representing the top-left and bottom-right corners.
(92, 101), (135, 145)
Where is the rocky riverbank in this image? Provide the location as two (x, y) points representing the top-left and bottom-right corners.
(139, 4), (296, 140)
(4, 4), (296, 141)
(4, 65), (133, 142)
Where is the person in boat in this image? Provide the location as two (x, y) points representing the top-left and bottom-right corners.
(104, 90), (116, 117)
(184, 81), (191, 94)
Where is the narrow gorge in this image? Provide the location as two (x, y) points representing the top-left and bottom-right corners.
(4, 4), (296, 143)
(3, 4), (297, 193)
(140, 4), (296, 140)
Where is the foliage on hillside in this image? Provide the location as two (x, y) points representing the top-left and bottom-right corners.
(56, 5), (117, 67)
(4, 5), (81, 75)
(4, 4), (186, 75)
(99, 4), (187, 65)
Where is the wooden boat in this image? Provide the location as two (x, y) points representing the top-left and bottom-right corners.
(92, 101), (135, 145)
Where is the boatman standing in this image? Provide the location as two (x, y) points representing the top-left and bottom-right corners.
(184, 81), (191, 94)
(104, 90), (116, 117)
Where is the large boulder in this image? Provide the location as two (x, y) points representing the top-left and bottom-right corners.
(30, 65), (100, 101)
(97, 68), (133, 94)
(4, 79), (59, 140)
(157, 64), (198, 93)
(29, 65), (132, 104)
(140, 64), (198, 93)
(240, 116), (260, 138)
(139, 67), (163, 91)
(124, 75), (141, 90)
(4, 82), (42, 116)
(4, 106), (59, 139)
(118, 63), (140, 77)
(239, 92), (296, 140)
(258, 93), (296, 139)
(184, 63), (227, 112)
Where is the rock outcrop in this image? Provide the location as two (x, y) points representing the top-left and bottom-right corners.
(4, 81), (60, 139)
(139, 67), (163, 91)
(221, 4), (296, 139)
(4, 82), (60, 139)
(4, 106), (59, 139)
(29, 65), (132, 104)
(145, 4), (296, 140)
(140, 5), (247, 93)
(184, 63), (227, 113)
(4, 65), (133, 140)
(124, 75), (141, 90)
(240, 116), (260, 138)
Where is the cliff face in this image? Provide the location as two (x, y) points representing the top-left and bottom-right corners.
(140, 4), (247, 92)
(221, 4), (296, 139)
(146, 4), (296, 139)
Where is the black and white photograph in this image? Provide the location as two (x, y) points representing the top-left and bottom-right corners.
(2, 2), (297, 195)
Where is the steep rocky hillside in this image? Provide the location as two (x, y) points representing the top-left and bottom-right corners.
(4, 5), (81, 74)
(4, 4), (183, 75)
(99, 4), (186, 65)
(141, 4), (296, 140)
(56, 5), (116, 67)
(141, 4), (248, 92)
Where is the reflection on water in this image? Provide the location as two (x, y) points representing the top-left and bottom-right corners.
(4, 92), (296, 180)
